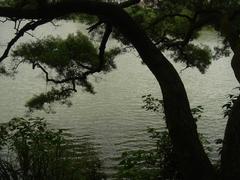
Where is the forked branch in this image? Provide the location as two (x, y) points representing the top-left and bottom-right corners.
(0, 19), (51, 62)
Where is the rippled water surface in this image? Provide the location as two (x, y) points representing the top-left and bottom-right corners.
(0, 21), (238, 174)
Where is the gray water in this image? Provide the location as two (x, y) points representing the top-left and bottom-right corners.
(0, 21), (238, 173)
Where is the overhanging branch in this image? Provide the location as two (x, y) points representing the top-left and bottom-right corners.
(30, 22), (112, 92)
(119, 0), (141, 8)
(97, 23), (112, 71)
(0, 19), (51, 62)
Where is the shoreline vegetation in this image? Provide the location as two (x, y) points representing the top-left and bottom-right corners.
(0, 116), (180, 180)
(0, 117), (106, 180)
(0, 117), (217, 180)
(0, 94), (230, 179)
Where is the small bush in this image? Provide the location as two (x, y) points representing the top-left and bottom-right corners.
(0, 117), (106, 180)
(115, 94), (210, 179)
(115, 128), (183, 180)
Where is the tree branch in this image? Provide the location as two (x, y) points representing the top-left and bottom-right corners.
(30, 23), (112, 92)
(221, 94), (240, 180)
(33, 62), (78, 91)
(97, 23), (112, 71)
(0, 19), (51, 63)
(119, 0), (141, 8)
(150, 13), (194, 30)
(87, 20), (103, 32)
(86, 0), (139, 33)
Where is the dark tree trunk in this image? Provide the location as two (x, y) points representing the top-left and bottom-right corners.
(231, 51), (240, 84)
(220, 18), (240, 180)
(220, 40), (240, 180)
(221, 95), (240, 180)
(92, 5), (217, 179)
(0, 1), (217, 179)
(138, 50), (217, 180)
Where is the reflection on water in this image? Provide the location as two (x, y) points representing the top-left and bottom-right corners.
(0, 21), (238, 174)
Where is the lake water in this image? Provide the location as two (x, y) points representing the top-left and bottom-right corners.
(0, 21), (238, 175)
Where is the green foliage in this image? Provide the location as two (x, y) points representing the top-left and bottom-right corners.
(74, 13), (98, 26)
(12, 32), (118, 79)
(0, 117), (106, 180)
(115, 128), (183, 180)
(25, 87), (73, 112)
(0, 65), (13, 76)
(0, 0), (66, 8)
(127, 6), (160, 35)
(0, 0), (45, 8)
(172, 44), (212, 73)
(212, 40), (231, 60)
(14, 32), (94, 73)
(115, 94), (210, 179)
(12, 31), (120, 110)
(142, 94), (163, 113)
(191, 105), (204, 121)
(119, 4), (212, 73)
(222, 87), (240, 118)
(142, 94), (204, 121)
(6, 0), (234, 111)
(0, 159), (19, 179)
(0, 0), (15, 7)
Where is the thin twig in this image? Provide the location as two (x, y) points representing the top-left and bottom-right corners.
(0, 19), (51, 63)
(50, 21), (60, 27)
(11, 59), (24, 71)
(25, 31), (41, 40)
(87, 20), (103, 33)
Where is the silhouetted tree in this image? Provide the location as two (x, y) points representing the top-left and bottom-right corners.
(0, 0), (240, 179)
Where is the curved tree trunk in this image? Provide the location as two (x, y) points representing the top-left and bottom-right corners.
(0, 2), (217, 179)
(220, 41), (240, 180)
(221, 18), (240, 84)
(136, 48), (217, 180)
(221, 95), (240, 180)
(220, 18), (240, 180)
(231, 51), (240, 84)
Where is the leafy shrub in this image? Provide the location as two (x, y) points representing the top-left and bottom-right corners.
(222, 87), (240, 118)
(116, 94), (210, 179)
(116, 128), (183, 180)
(0, 117), (106, 180)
